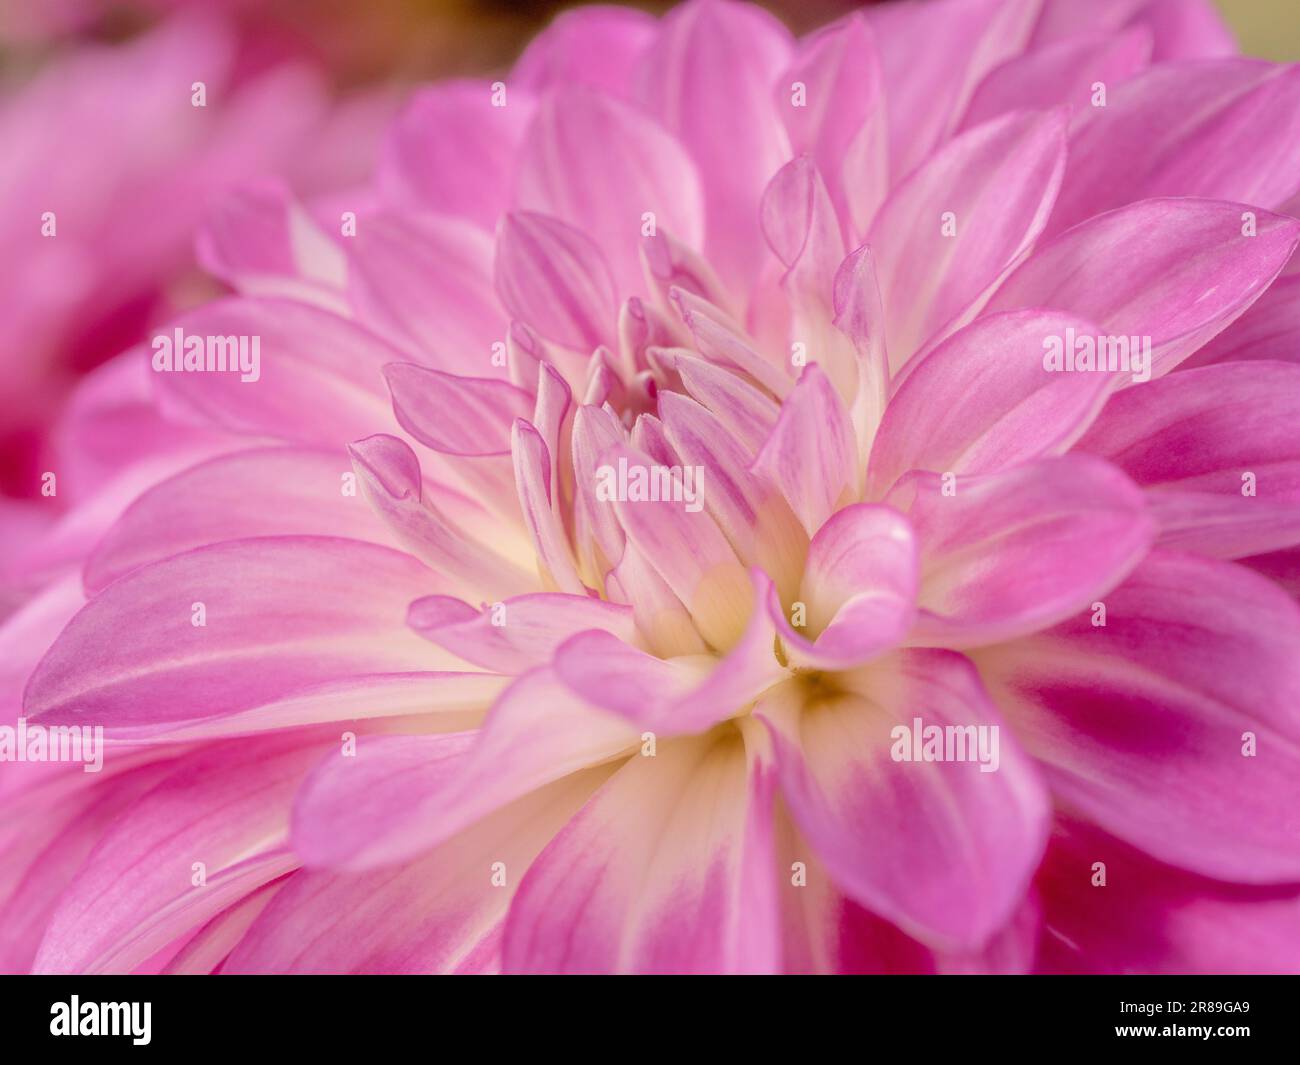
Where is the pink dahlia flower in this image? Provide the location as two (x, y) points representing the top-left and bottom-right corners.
(5, 0), (1300, 975)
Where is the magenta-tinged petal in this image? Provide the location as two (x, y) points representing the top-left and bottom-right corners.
(84, 447), (397, 594)
(31, 736), (327, 974)
(25, 537), (448, 735)
(503, 727), (779, 974)
(1031, 0), (1235, 62)
(635, 0), (792, 297)
(516, 87), (704, 296)
(151, 298), (402, 447)
(758, 651), (1050, 951)
(959, 29), (1152, 130)
(291, 668), (636, 871)
(1036, 818), (1300, 975)
(378, 80), (533, 228)
(974, 552), (1300, 883)
(605, 539), (707, 659)
(494, 211), (617, 351)
(985, 198), (1300, 379)
(1075, 361), (1300, 558)
(512, 6), (657, 97)
(864, 0), (1039, 180)
(670, 286), (790, 398)
(232, 766), (610, 974)
(771, 503), (917, 670)
(832, 244), (890, 443)
(891, 456), (1154, 648)
(384, 362), (532, 457)
(1049, 62), (1300, 235)
(350, 433), (536, 600)
(1184, 272), (1300, 368)
(752, 363), (856, 538)
(570, 404), (627, 582)
(408, 592), (637, 674)
(163, 879), (286, 975)
(347, 212), (506, 374)
(868, 109), (1068, 368)
(867, 310), (1115, 498)
(779, 14), (888, 239)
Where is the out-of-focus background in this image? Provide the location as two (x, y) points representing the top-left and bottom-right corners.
(0, 0), (1294, 502)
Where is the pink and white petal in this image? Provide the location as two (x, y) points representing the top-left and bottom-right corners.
(347, 212), (506, 374)
(864, 0), (1039, 180)
(1049, 62), (1300, 235)
(516, 87), (704, 296)
(25, 537), (449, 736)
(985, 198), (1300, 380)
(774, 805), (1039, 974)
(868, 109), (1068, 369)
(384, 363), (532, 457)
(494, 211), (617, 352)
(604, 441), (752, 651)
(350, 434), (536, 600)
(891, 456), (1154, 648)
(758, 651), (1050, 951)
(779, 14), (888, 239)
(658, 391), (807, 598)
(512, 421), (585, 595)
(503, 726), (779, 974)
(31, 736), (328, 974)
(377, 80), (533, 228)
(605, 539), (708, 659)
(291, 668), (637, 871)
(752, 364), (856, 538)
(832, 244), (890, 446)
(771, 503), (917, 671)
(667, 351), (779, 455)
(85, 447), (396, 594)
(512, 5), (657, 98)
(634, 0), (792, 298)
(230, 765), (611, 974)
(974, 551), (1300, 883)
(408, 592), (637, 674)
(670, 286), (790, 397)
(553, 571), (785, 734)
(152, 298), (401, 447)
(1036, 817), (1300, 975)
(163, 878), (288, 975)
(867, 310), (1115, 497)
(959, 29), (1152, 130)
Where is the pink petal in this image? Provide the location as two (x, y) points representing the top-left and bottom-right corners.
(752, 363), (856, 538)
(516, 86), (704, 296)
(1076, 361), (1300, 558)
(512, 420), (585, 595)
(771, 503), (917, 670)
(757, 650), (1049, 950)
(974, 551), (1300, 883)
(867, 310), (1115, 497)
(31, 736), (326, 974)
(985, 198), (1300, 379)
(25, 537), (448, 735)
(868, 108), (1068, 369)
(1049, 62), (1300, 235)
(384, 362), (532, 457)
(291, 668), (636, 871)
(959, 29), (1152, 130)
(347, 211), (506, 374)
(408, 591), (637, 674)
(378, 80), (533, 228)
(1185, 272), (1300, 368)
(635, 0), (792, 297)
(231, 766), (610, 974)
(494, 211), (617, 351)
(512, 6), (657, 98)
(85, 447), (396, 594)
(1036, 817), (1300, 975)
(892, 455), (1154, 648)
(503, 726), (779, 973)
